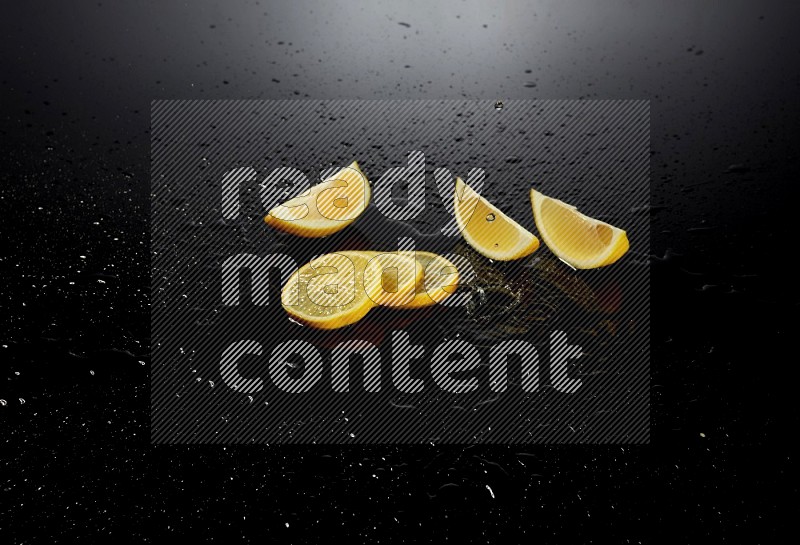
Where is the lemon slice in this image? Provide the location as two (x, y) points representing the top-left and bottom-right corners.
(281, 252), (373, 329)
(362, 251), (460, 308)
(265, 161), (370, 238)
(404, 251), (460, 308)
(530, 190), (629, 269)
(363, 252), (424, 307)
(281, 251), (420, 329)
(454, 178), (539, 261)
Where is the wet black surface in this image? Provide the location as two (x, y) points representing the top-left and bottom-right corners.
(148, 99), (648, 444)
(2, 0), (799, 542)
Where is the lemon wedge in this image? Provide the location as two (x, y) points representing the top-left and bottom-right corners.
(530, 190), (629, 269)
(265, 161), (370, 238)
(453, 178), (539, 261)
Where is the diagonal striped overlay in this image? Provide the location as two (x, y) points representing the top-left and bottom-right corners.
(151, 99), (650, 444)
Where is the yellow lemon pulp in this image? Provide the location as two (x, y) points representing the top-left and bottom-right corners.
(363, 252), (425, 307)
(265, 161), (370, 238)
(281, 251), (420, 329)
(530, 189), (629, 269)
(453, 178), (539, 261)
(362, 251), (460, 309)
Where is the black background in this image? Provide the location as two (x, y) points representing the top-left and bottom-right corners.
(150, 99), (650, 444)
(2, 1), (798, 542)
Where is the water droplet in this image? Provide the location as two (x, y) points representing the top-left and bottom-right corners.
(494, 100), (504, 111)
(0, 400), (6, 407)
(725, 163), (749, 174)
(18, 398), (25, 405)
(89, 370), (95, 375)
(486, 213), (496, 222)
(208, 380), (215, 388)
